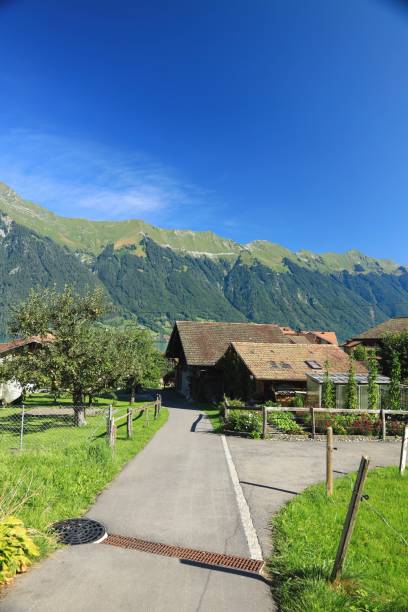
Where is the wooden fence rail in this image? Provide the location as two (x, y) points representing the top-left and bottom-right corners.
(223, 404), (408, 440)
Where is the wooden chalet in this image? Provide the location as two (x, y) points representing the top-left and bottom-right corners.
(344, 317), (408, 352)
(217, 342), (367, 402)
(165, 320), (291, 400)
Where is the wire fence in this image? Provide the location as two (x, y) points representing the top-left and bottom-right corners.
(0, 394), (163, 452)
(0, 405), (109, 452)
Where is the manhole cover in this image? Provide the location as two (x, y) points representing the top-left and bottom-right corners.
(52, 518), (107, 545)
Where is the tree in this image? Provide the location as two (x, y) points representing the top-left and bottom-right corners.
(367, 349), (380, 409)
(0, 286), (112, 425)
(352, 344), (367, 361)
(346, 356), (358, 409)
(381, 330), (408, 382)
(117, 327), (169, 404)
(388, 351), (401, 410)
(322, 360), (335, 408)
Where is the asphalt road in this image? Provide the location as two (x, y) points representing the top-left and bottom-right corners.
(227, 436), (401, 557)
(1, 399), (274, 612)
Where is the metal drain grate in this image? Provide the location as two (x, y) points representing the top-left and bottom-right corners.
(52, 518), (107, 545)
(105, 534), (264, 574)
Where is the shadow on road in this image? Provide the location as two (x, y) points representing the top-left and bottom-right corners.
(240, 481), (299, 496)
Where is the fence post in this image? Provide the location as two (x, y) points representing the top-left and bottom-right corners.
(381, 408), (386, 441)
(326, 426), (333, 496)
(310, 406), (316, 440)
(399, 425), (408, 475)
(224, 395), (230, 420)
(20, 404), (25, 452)
(127, 407), (133, 439)
(154, 398), (158, 420)
(145, 405), (150, 427)
(106, 404), (113, 445)
(262, 405), (267, 439)
(330, 455), (370, 583)
(109, 421), (116, 449)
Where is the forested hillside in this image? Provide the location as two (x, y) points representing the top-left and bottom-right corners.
(0, 182), (407, 341)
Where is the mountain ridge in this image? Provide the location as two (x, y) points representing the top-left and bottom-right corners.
(0, 180), (407, 342)
(0, 181), (402, 275)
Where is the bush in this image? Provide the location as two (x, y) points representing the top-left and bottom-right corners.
(224, 410), (262, 438)
(315, 413), (380, 436)
(290, 395), (304, 408)
(387, 418), (407, 436)
(0, 516), (39, 584)
(268, 411), (304, 434)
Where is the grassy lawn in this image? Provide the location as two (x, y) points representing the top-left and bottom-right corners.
(0, 393), (153, 452)
(0, 394), (168, 565)
(268, 466), (408, 611)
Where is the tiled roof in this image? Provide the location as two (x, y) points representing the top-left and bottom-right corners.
(280, 327), (338, 345)
(0, 334), (54, 355)
(349, 317), (408, 341)
(168, 320), (290, 366)
(229, 342), (367, 381)
(307, 373), (389, 384)
(307, 331), (338, 345)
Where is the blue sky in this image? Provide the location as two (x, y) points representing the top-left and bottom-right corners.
(0, 0), (407, 262)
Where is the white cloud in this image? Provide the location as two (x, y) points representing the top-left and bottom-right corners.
(0, 129), (206, 221)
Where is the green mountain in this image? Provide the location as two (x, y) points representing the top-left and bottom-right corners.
(0, 181), (407, 341)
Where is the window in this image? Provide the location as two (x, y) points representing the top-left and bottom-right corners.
(280, 362), (293, 369)
(305, 360), (322, 370)
(269, 360), (278, 368)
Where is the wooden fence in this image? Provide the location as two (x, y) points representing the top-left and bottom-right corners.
(222, 403), (408, 440)
(106, 394), (162, 448)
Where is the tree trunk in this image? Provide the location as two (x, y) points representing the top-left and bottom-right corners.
(130, 384), (136, 405)
(74, 406), (86, 427)
(73, 386), (86, 427)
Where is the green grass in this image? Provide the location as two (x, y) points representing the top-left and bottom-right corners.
(0, 393), (152, 452)
(0, 398), (168, 565)
(268, 467), (408, 611)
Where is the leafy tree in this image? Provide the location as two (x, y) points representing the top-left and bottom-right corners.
(367, 349), (380, 409)
(381, 330), (408, 381)
(0, 286), (111, 425)
(388, 351), (401, 410)
(117, 328), (169, 403)
(352, 344), (367, 361)
(346, 357), (358, 409)
(322, 360), (335, 408)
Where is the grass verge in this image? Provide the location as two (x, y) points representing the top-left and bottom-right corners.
(268, 466), (408, 611)
(0, 405), (168, 566)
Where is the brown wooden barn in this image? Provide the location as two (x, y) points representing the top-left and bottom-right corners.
(217, 342), (367, 402)
(165, 320), (291, 400)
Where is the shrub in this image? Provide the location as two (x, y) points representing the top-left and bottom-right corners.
(224, 410), (262, 438)
(268, 411), (304, 434)
(315, 413), (355, 435)
(385, 418), (406, 437)
(350, 414), (380, 436)
(290, 395), (304, 408)
(0, 516), (39, 584)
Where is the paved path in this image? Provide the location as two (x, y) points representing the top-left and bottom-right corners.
(227, 437), (401, 557)
(1, 398), (273, 612)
